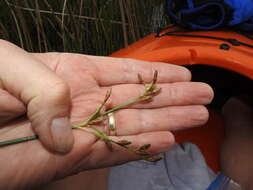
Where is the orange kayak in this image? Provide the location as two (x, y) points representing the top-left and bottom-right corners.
(111, 27), (253, 172)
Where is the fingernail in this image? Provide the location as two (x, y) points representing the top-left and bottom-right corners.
(51, 117), (74, 153)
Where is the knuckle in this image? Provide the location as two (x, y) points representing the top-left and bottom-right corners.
(47, 81), (70, 104)
(168, 84), (180, 101)
(27, 81), (70, 125)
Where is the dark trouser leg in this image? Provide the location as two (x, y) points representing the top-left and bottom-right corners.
(221, 97), (253, 189)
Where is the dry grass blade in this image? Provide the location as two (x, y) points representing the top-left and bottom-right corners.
(35, 0), (48, 52)
(4, 0), (24, 48)
(0, 22), (10, 40)
(61, 0), (68, 29)
(119, 0), (128, 47)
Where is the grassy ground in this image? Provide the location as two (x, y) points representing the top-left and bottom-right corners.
(0, 0), (169, 55)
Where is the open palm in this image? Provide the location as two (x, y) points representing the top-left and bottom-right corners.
(0, 52), (213, 189)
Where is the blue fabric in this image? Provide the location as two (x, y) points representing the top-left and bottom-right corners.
(108, 143), (216, 190)
(206, 174), (229, 190)
(187, 0), (194, 9)
(224, 0), (253, 26)
(180, 2), (227, 30)
(166, 0), (253, 31)
(206, 173), (241, 190)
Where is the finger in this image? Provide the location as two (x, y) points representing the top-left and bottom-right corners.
(111, 105), (209, 136)
(0, 40), (74, 153)
(105, 82), (214, 109)
(31, 53), (192, 85)
(84, 55), (192, 86)
(0, 89), (26, 125)
(84, 131), (175, 169)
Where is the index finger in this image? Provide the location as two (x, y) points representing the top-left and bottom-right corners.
(31, 53), (192, 86)
(85, 55), (192, 86)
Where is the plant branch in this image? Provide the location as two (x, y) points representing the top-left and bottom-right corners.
(0, 72), (162, 162)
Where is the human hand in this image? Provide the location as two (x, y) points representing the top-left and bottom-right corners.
(0, 40), (75, 154)
(0, 41), (213, 189)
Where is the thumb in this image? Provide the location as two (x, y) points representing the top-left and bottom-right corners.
(0, 40), (74, 153)
(0, 89), (26, 125)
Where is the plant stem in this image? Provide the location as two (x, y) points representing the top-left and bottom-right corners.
(0, 97), (144, 147)
(0, 71), (159, 159)
(0, 135), (38, 147)
(103, 97), (140, 115)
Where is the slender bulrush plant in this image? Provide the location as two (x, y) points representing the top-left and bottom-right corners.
(0, 71), (162, 162)
(0, 0), (168, 54)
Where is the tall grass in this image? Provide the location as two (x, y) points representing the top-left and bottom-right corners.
(0, 0), (169, 55)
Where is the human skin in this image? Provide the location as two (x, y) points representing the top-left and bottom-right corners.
(0, 40), (214, 189)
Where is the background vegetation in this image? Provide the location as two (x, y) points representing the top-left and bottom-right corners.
(0, 0), (169, 55)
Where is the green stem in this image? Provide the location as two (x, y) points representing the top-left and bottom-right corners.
(72, 97), (141, 129)
(103, 97), (140, 115)
(0, 75), (157, 148)
(0, 135), (38, 147)
(0, 98), (141, 148)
